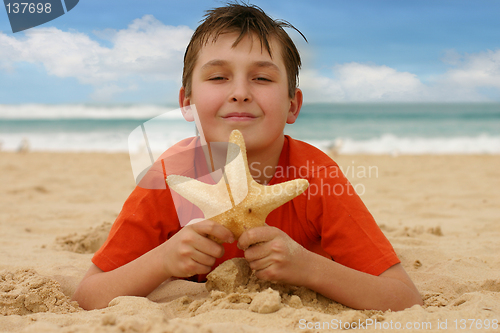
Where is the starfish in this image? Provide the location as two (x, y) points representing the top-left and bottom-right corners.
(166, 130), (309, 241)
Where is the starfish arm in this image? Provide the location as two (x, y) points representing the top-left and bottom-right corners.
(166, 175), (233, 219)
(224, 152), (249, 206)
(249, 178), (309, 214)
(224, 130), (251, 206)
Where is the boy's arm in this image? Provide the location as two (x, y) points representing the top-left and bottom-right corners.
(299, 255), (422, 311)
(238, 226), (423, 311)
(72, 220), (234, 310)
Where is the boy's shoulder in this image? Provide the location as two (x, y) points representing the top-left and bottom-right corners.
(282, 135), (340, 178)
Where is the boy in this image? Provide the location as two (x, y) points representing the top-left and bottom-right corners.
(73, 3), (422, 311)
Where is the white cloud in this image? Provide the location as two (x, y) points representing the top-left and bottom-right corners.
(300, 62), (425, 102)
(0, 15), (193, 99)
(300, 63), (430, 102)
(300, 49), (500, 102)
(89, 83), (138, 102)
(440, 49), (500, 89)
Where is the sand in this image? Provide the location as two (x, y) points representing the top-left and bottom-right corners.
(1, 151), (499, 332)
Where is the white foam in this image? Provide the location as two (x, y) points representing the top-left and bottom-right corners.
(3, 133), (497, 155)
(0, 132), (129, 152)
(309, 134), (500, 155)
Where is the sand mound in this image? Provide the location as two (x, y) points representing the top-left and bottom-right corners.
(0, 269), (81, 316)
(202, 258), (382, 318)
(54, 221), (111, 254)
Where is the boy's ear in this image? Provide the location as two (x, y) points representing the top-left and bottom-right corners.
(286, 88), (303, 124)
(179, 87), (194, 122)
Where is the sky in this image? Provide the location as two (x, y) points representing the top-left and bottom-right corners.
(1, 0), (499, 105)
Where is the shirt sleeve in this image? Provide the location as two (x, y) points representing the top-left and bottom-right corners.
(92, 184), (180, 272)
(305, 164), (400, 276)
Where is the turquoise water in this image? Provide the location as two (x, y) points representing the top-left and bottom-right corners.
(287, 103), (500, 139)
(1, 103), (499, 154)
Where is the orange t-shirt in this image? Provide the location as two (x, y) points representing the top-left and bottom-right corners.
(92, 136), (400, 281)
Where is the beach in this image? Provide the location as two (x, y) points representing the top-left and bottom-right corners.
(1, 151), (499, 332)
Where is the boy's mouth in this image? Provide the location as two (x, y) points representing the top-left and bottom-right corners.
(222, 112), (257, 121)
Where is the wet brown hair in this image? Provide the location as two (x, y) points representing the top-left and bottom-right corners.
(182, 2), (307, 98)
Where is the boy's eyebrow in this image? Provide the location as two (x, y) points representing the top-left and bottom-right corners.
(253, 61), (281, 72)
(200, 59), (281, 72)
(200, 59), (228, 71)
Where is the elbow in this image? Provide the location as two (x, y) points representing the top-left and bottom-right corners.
(411, 292), (424, 308)
(71, 290), (91, 311)
(416, 293), (424, 307)
(71, 283), (108, 311)
(71, 295), (107, 311)
(402, 285), (424, 310)
(388, 291), (423, 312)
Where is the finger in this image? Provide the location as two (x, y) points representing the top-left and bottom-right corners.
(243, 241), (269, 262)
(182, 259), (211, 277)
(246, 254), (272, 272)
(191, 220), (235, 243)
(251, 260), (282, 282)
(189, 248), (218, 267)
(187, 231), (226, 259)
(238, 226), (276, 250)
(254, 265), (278, 282)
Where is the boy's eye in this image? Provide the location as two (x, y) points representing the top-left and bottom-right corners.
(209, 77), (226, 81)
(255, 77), (272, 82)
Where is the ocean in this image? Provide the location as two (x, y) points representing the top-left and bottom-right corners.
(0, 103), (499, 154)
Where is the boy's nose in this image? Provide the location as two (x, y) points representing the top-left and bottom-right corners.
(229, 80), (252, 103)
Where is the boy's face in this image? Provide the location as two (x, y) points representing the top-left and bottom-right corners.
(180, 32), (302, 156)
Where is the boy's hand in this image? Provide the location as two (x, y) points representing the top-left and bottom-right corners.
(238, 226), (310, 286)
(161, 219), (234, 278)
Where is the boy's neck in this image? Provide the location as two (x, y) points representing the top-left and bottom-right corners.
(246, 135), (285, 185)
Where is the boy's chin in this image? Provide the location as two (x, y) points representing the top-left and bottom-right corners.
(208, 127), (248, 142)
